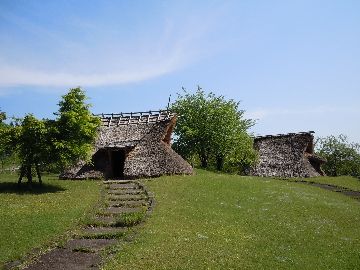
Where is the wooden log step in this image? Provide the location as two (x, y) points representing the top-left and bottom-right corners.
(79, 226), (128, 239)
(107, 183), (139, 189)
(103, 179), (135, 184)
(107, 189), (143, 195)
(21, 248), (101, 270)
(107, 194), (147, 201)
(103, 180), (135, 184)
(102, 207), (144, 215)
(65, 238), (117, 252)
(90, 215), (116, 226)
(107, 200), (148, 208)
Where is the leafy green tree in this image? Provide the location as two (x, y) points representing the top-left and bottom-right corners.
(0, 110), (11, 170)
(0, 109), (6, 124)
(0, 109), (8, 150)
(0, 111), (18, 171)
(0, 88), (100, 184)
(171, 87), (256, 173)
(17, 114), (48, 184)
(316, 135), (360, 177)
(52, 87), (100, 171)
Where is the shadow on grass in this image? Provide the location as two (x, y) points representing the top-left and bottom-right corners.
(0, 181), (66, 194)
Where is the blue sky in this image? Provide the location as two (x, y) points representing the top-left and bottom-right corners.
(0, 0), (359, 142)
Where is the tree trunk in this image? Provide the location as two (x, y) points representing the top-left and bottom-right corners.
(35, 163), (42, 184)
(200, 153), (208, 168)
(18, 165), (25, 185)
(216, 155), (224, 171)
(26, 165), (32, 184)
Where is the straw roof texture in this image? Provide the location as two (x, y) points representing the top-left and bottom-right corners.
(61, 111), (193, 179)
(251, 132), (326, 178)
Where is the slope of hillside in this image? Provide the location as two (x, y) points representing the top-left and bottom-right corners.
(105, 170), (360, 269)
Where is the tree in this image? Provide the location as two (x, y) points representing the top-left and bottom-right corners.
(0, 88), (100, 185)
(0, 111), (18, 171)
(316, 134), (360, 177)
(52, 87), (100, 171)
(17, 114), (48, 185)
(171, 87), (256, 173)
(0, 109), (6, 124)
(0, 109), (8, 160)
(17, 88), (100, 183)
(0, 110), (12, 170)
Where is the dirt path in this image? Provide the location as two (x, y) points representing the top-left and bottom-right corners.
(292, 179), (360, 201)
(6, 180), (153, 270)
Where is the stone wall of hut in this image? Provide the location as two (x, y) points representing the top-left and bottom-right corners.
(250, 132), (325, 178)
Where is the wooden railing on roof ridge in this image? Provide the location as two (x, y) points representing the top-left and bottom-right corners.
(254, 131), (315, 140)
(94, 110), (175, 127)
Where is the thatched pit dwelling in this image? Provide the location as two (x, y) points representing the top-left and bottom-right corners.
(250, 131), (326, 178)
(61, 111), (193, 179)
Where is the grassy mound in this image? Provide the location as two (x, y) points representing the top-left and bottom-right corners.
(105, 170), (360, 269)
(0, 172), (100, 266)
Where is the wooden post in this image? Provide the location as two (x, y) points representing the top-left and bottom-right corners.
(108, 114), (112, 127)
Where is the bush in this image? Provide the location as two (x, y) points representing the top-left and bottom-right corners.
(316, 135), (360, 177)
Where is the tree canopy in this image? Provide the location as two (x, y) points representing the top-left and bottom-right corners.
(0, 109), (6, 124)
(52, 87), (100, 170)
(0, 88), (100, 183)
(16, 114), (48, 183)
(171, 87), (256, 173)
(0, 110), (14, 170)
(316, 134), (360, 177)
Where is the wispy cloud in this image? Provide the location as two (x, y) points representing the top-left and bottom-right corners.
(246, 106), (360, 120)
(0, 55), (184, 88)
(0, 4), (220, 90)
(0, 32), (191, 88)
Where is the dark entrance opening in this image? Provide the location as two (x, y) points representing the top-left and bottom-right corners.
(111, 149), (126, 178)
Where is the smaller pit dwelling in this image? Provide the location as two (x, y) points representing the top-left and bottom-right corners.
(251, 131), (326, 178)
(61, 110), (193, 179)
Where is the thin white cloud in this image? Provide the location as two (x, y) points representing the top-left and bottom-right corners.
(246, 106), (360, 120)
(0, 4), (220, 90)
(0, 58), (180, 88)
(0, 35), (190, 88)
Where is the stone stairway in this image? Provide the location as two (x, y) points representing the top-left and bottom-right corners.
(15, 180), (153, 270)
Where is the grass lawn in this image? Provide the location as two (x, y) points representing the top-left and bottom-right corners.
(299, 175), (360, 191)
(0, 172), (100, 267)
(105, 170), (360, 270)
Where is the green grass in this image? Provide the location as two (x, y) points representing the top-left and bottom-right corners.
(113, 209), (147, 227)
(299, 175), (360, 191)
(0, 172), (100, 267)
(104, 170), (360, 270)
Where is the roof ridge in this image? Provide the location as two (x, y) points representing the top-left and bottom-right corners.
(254, 131), (315, 139)
(94, 109), (173, 117)
(96, 110), (176, 127)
